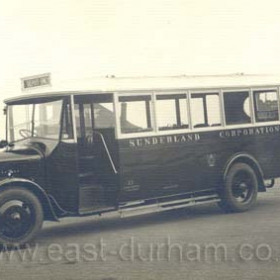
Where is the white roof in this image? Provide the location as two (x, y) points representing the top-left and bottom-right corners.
(5, 74), (280, 104)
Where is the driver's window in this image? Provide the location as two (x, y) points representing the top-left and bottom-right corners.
(61, 101), (74, 139)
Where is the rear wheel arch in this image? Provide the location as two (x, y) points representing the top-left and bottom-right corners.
(0, 180), (58, 221)
(223, 154), (265, 192)
(219, 162), (258, 212)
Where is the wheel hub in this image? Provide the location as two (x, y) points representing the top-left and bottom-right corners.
(233, 173), (252, 203)
(0, 201), (33, 239)
(10, 212), (21, 221)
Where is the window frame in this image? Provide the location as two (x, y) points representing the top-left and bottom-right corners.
(155, 92), (190, 133)
(113, 86), (280, 140)
(222, 88), (253, 127)
(189, 90), (224, 130)
(115, 92), (156, 139)
(252, 87), (280, 124)
(8, 98), (66, 143)
(72, 94), (116, 141)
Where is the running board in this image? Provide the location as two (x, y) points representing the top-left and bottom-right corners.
(119, 194), (220, 218)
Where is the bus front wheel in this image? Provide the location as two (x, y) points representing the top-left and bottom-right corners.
(0, 187), (43, 248)
(219, 163), (258, 212)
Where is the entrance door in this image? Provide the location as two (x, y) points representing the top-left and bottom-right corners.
(74, 94), (119, 214)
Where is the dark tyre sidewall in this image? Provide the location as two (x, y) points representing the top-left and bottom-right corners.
(220, 163), (258, 212)
(0, 187), (43, 247)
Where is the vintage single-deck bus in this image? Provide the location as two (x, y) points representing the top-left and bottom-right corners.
(0, 74), (279, 246)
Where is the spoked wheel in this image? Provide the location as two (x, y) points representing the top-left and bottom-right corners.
(0, 188), (43, 247)
(218, 163), (258, 212)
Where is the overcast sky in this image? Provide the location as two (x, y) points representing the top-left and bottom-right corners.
(1, 0), (280, 131)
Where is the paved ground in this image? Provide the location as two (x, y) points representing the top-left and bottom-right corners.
(2, 185), (280, 280)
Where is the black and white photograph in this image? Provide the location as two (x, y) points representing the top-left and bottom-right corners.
(1, 1), (280, 279)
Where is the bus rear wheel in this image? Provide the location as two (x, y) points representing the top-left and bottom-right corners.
(0, 187), (43, 248)
(219, 163), (258, 212)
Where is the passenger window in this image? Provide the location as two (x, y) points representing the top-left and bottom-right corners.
(191, 93), (221, 128)
(223, 91), (251, 125)
(253, 90), (279, 122)
(156, 94), (189, 130)
(119, 95), (153, 134)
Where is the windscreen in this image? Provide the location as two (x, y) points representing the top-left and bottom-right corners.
(8, 99), (63, 142)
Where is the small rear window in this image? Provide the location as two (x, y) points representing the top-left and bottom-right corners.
(253, 90), (279, 122)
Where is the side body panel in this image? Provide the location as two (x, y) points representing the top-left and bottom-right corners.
(117, 124), (280, 202)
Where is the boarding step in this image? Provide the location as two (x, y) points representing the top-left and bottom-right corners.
(119, 194), (220, 218)
(79, 183), (104, 213)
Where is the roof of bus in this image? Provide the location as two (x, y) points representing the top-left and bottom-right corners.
(5, 74), (280, 104)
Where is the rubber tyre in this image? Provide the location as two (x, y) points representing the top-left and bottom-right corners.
(219, 163), (258, 213)
(0, 187), (43, 247)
